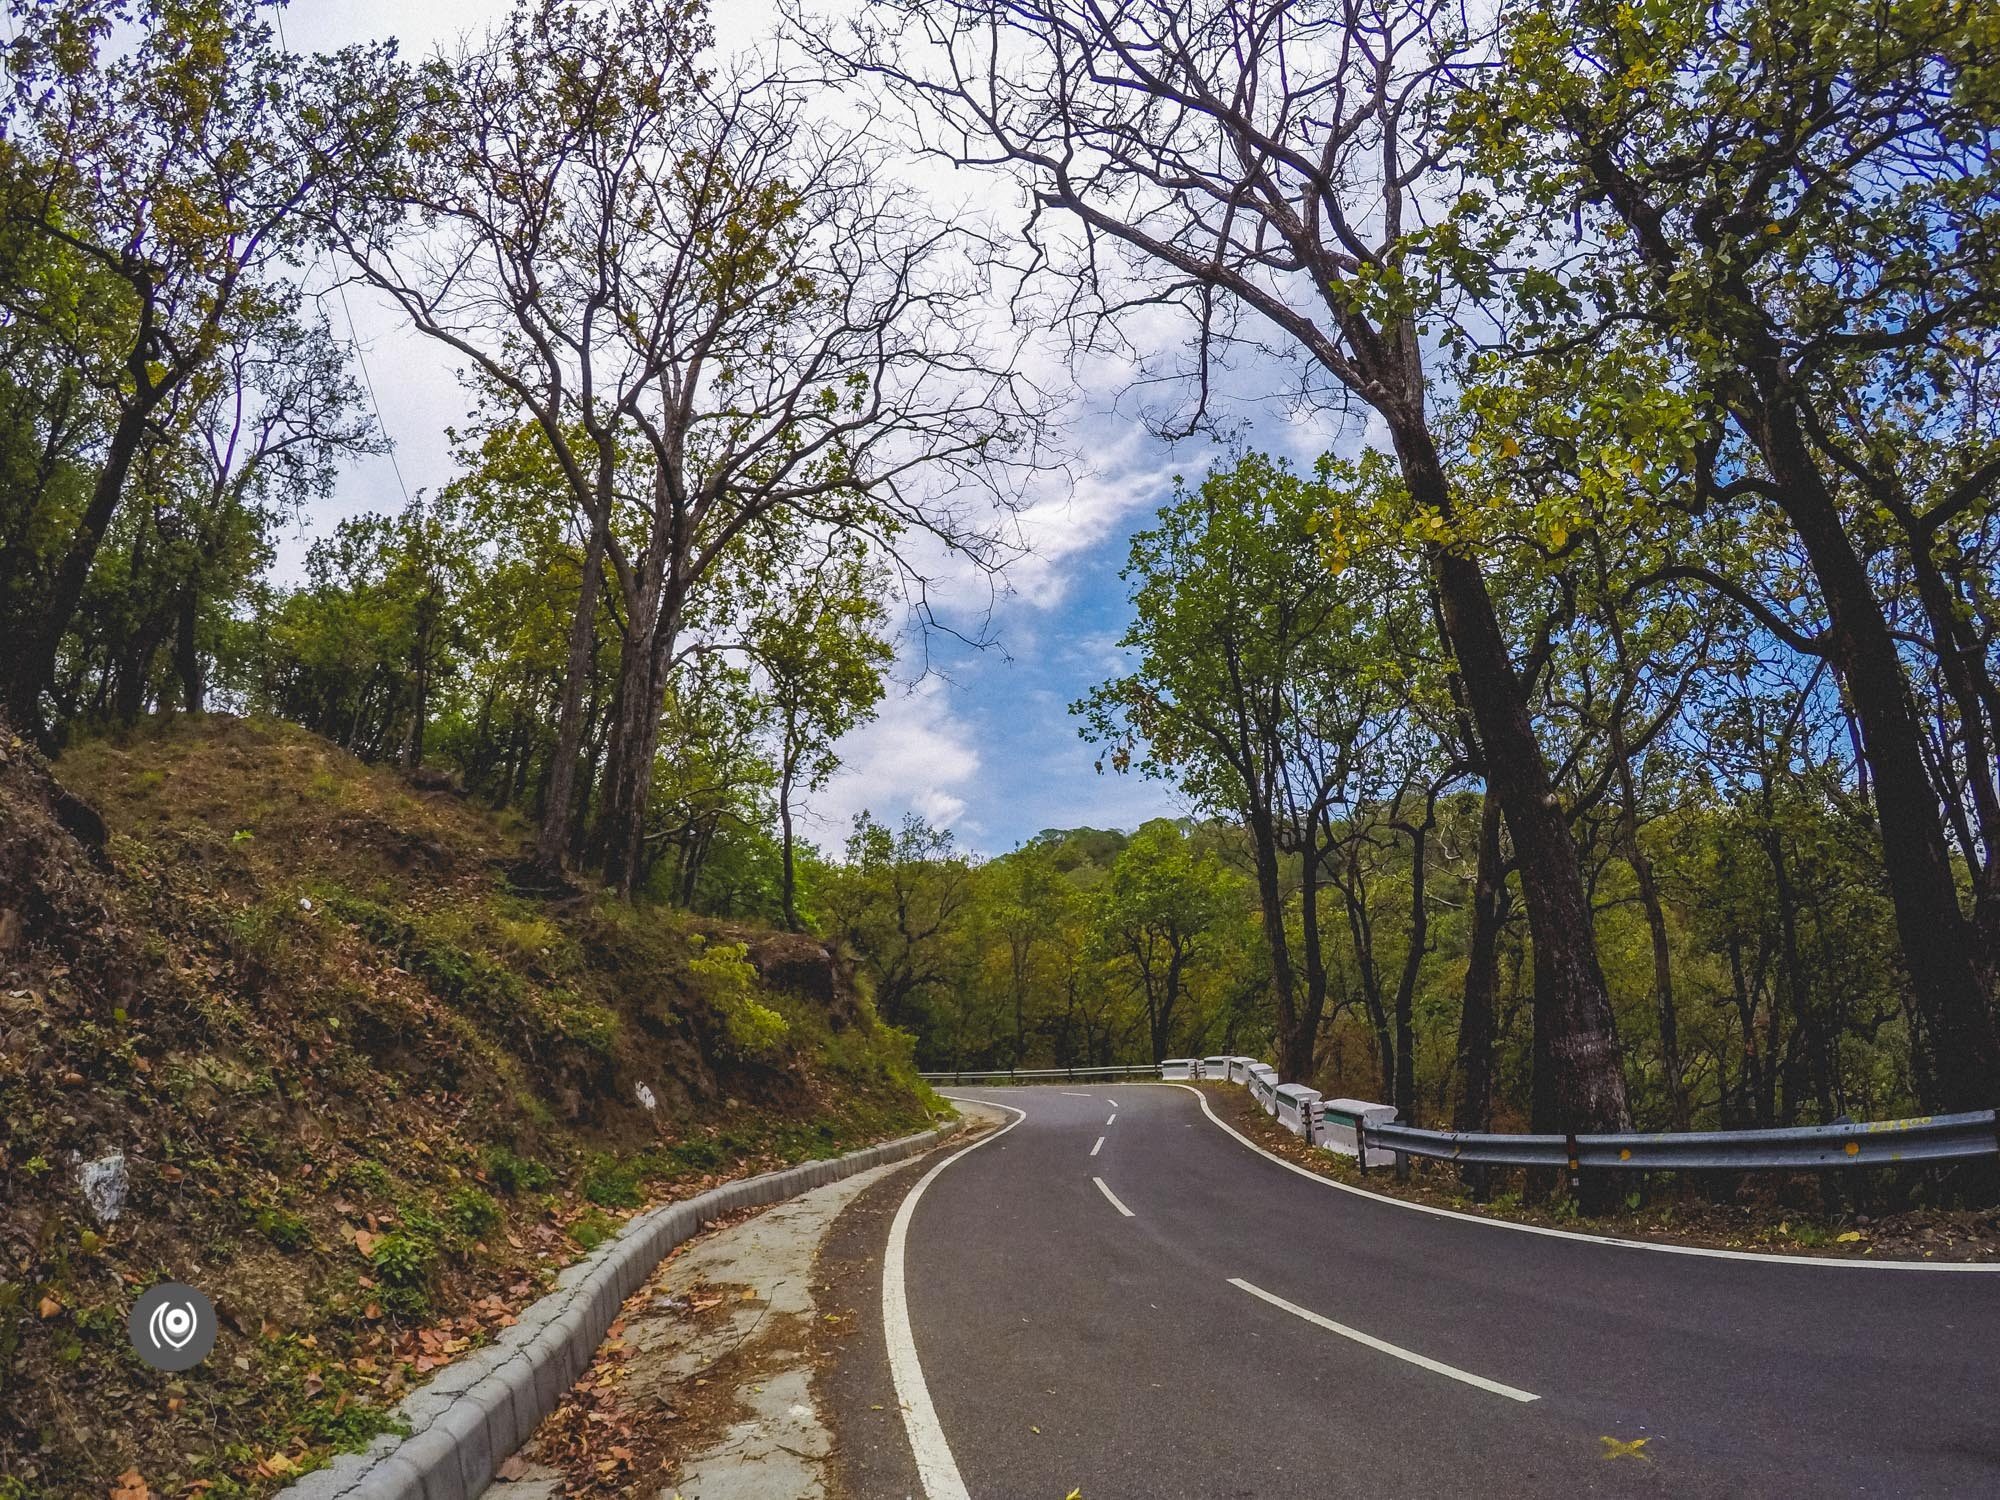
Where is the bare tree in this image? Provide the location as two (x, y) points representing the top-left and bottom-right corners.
(805, 0), (1631, 1131)
(324, 0), (1042, 889)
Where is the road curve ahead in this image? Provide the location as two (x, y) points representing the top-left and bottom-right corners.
(846, 1083), (2000, 1499)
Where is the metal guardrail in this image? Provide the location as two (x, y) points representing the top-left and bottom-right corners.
(920, 1064), (1164, 1085)
(1346, 1110), (2000, 1172)
(922, 1067), (1998, 1172)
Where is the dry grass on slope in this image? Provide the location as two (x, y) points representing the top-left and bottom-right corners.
(1, 715), (935, 1500)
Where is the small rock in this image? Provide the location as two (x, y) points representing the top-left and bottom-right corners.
(635, 1082), (657, 1112)
(298, 897), (315, 913)
(77, 1151), (129, 1223)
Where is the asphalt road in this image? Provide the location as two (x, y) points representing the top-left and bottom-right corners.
(824, 1083), (2000, 1499)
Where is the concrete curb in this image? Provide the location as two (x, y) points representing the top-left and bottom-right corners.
(278, 1118), (963, 1500)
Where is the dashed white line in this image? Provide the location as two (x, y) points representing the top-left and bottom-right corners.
(885, 1097), (1025, 1500)
(1105, 1097), (1120, 1107)
(1229, 1277), (1540, 1403)
(1060, 1090), (1095, 1098)
(1106, 1112), (1117, 1126)
(1093, 1176), (1135, 1217)
(1091, 1136), (1105, 1157)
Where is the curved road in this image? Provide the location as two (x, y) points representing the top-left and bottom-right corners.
(828, 1083), (2000, 1499)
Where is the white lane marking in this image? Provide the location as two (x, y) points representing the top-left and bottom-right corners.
(1162, 1084), (2000, 1273)
(1229, 1277), (1539, 1403)
(1093, 1176), (1135, 1217)
(1105, 1097), (1120, 1107)
(886, 1097), (1025, 1499)
(1060, 1090), (1095, 1098)
(1106, 1112), (1117, 1126)
(1091, 1136), (1105, 1157)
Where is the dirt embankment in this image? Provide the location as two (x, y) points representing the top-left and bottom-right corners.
(0, 714), (937, 1500)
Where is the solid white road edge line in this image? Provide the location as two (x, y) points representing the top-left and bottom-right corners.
(1091, 1136), (1105, 1157)
(1229, 1277), (1540, 1403)
(1162, 1083), (2000, 1272)
(1093, 1176), (1136, 1217)
(885, 1096), (1026, 1500)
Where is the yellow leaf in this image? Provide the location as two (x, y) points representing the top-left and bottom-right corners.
(1836, 1230), (1862, 1243)
(37, 1295), (60, 1319)
(1499, 434), (1520, 458)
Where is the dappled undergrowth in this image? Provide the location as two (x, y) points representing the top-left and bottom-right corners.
(0, 714), (936, 1499)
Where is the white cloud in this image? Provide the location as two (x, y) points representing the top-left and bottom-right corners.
(799, 675), (983, 844)
(997, 423), (1185, 610)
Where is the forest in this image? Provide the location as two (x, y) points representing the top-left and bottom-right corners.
(4, 0), (1997, 1149)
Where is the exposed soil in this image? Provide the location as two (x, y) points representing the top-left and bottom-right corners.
(1201, 1083), (2000, 1264)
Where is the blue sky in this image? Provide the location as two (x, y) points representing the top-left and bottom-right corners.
(282, 0), (1365, 858)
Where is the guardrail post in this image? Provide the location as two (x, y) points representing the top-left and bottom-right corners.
(1565, 1132), (1582, 1204)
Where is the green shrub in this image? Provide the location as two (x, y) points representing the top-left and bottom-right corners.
(670, 1137), (722, 1173)
(369, 1206), (445, 1316)
(568, 1209), (620, 1252)
(326, 895), (617, 1054)
(445, 1186), (500, 1241)
(689, 940), (790, 1060)
(482, 1146), (554, 1195)
(580, 1157), (644, 1209)
(256, 1206), (312, 1250)
(344, 1158), (393, 1196)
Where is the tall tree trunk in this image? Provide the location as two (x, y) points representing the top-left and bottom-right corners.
(1343, 861), (1395, 1103)
(779, 758), (801, 932)
(1298, 830), (1330, 1078)
(8, 400), (153, 733)
(1890, 519), (2000, 990)
(1390, 821), (1429, 1126)
(1390, 425), (1632, 1134)
(1610, 708), (1690, 1130)
(534, 506), (608, 874)
(1247, 802), (1303, 1076)
(175, 586), (204, 715)
(1753, 394), (1999, 1112)
(599, 594), (669, 896)
(112, 613), (167, 726)
(1454, 791), (1506, 1139)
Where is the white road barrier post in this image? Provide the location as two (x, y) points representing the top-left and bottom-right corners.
(1248, 1064), (1280, 1114)
(1274, 1083), (1322, 1139)
(1315, 1098), (1400, 1171)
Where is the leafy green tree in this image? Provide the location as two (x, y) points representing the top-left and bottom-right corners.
(328, 0), (1030, 891)
(824, 813), (974, 1051)
(818, 0), (1636, 1135)
(1082, 452), (1441, 1080)
(0, 0), (386, 733)
(1094, 819), (1235, 1063)
(748, 546), (891, 930)
(1471, 0), (2000, 1109)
